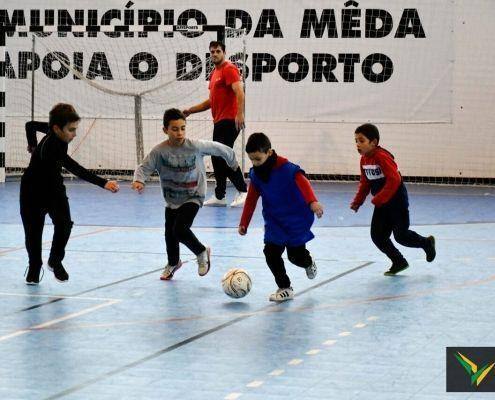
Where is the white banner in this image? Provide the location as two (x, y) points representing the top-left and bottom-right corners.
(2, 0), (454, 123)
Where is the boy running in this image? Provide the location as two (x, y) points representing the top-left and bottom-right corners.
(350, 123), (436, 275)
(21, 103), (119, 284)
(132, 108), (239, 280)
(238, 132), (323, 302)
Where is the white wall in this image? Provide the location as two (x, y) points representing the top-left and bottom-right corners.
(3, 1), (494, 179)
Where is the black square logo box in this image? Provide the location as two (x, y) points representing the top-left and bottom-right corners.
(447, 347), (495, 392)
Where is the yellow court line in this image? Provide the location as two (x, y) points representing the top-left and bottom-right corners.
(0, 299), (120, 343)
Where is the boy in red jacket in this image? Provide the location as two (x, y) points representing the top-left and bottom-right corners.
(350, 124), (436, 275)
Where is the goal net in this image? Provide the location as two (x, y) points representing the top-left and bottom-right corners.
(4, 24), (246, 179)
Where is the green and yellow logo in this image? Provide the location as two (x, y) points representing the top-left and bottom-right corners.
(454, 352), (495, 387)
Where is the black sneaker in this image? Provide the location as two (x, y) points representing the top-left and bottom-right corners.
(384, 259), (409, 276)
(424, 236), (436, 262)
(48, 260), (69, 282)
(25, 265), (43, 285)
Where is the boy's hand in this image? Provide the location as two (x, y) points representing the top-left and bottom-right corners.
(104, 181), (119, 193)
(350, 202), (360, 212)
(182, 109), (192, 117)
(27, 145), (36, 153)
(132, 181), (145, 194)
(310, 202), (324, 218)
(238, 225), (247, 235)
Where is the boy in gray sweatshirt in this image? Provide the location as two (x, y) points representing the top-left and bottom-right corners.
(132, 108), (239, 280)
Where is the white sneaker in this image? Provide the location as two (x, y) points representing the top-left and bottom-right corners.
(160, 260), (182, 281)
(305, 260), (317, 279)
(204, 195), (227, 207)
(197, 247), (211, 276)
(230, 191), (248, 207)
(269, 287), (294, 302)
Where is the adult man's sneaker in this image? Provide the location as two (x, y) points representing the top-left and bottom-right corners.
(197, 247), (211, 276)
(25, 265), (43, 285)
(204, 195), (227, 207)
(48, 260), (69, 282)
(384, 259), (409, 276)
(305, 261), (317, 279)
(424, 236), (436, 262)
(160, 260), (183, 280)
(269, 287), (294, 302)
(230, 191), (247, 207)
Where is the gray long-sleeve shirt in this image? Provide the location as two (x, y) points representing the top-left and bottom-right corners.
(133, 138), (239, 208)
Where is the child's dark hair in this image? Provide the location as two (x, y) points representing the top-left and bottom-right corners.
(246, 132), (271, 153)
(355, 123), (380, 144)
(49, 103), (80, 130)
(209, 41), (226, 52)
(163, 108), (186, 128)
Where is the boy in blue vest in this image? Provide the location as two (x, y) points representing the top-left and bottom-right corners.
(238, 132), (324, 302)
(350, 123), (436, 275)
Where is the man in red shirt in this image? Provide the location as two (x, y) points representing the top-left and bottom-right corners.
(183, 41), (248, 207)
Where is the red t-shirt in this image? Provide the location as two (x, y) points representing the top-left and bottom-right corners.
(208, 61), (240, 123)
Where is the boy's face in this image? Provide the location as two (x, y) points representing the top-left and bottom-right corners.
(354, 133), (377, 156)
(54, 121), (78, 143)
(210, 46), (226, 65)
(248, 149), (273, 167)
(163, 118), (186, 144)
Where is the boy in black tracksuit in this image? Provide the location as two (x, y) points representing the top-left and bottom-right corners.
(21, 103), (119, 284)
(350, 124), (436, 275)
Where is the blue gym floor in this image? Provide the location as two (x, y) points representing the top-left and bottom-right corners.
(0, 179), (494, 400)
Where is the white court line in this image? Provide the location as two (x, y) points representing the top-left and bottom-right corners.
(0, 227), (114, 256)
(0, 291), (119, 302)
(0, 300), (120, 343)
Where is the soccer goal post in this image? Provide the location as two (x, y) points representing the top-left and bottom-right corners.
(1, 22), (247, 182)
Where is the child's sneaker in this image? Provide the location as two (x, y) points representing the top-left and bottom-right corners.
(305, 261), (317, 279)
(204, 195), (227, 207)
(424, 236), (436, 262)
(48, 260), (69, 282)
(197, 247), (211, 276)
(25, 265), (43, 285)
(160, 260), (183, 280)
(269, 287), (294, 302)
(384, 258), (409, 276)
(230, 191), (247, 207)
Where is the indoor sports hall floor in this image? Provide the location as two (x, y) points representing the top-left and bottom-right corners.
(0, 180), (494, 400)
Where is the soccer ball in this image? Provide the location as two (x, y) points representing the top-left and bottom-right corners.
(222, 268), (252, 299)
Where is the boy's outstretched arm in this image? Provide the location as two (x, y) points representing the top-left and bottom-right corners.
(295, 172), (324, 218)
(63, 155), (119, 192)
(350, 168), (370, 212)
(132, 150), (159, 194)
(238, 183), (260, 235)
(197, 140), (239, 171)
(25, 121), (49, 153)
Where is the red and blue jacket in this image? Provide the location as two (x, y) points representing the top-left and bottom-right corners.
(351, 146), (408, 209)
(240, 156), (317, 247)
